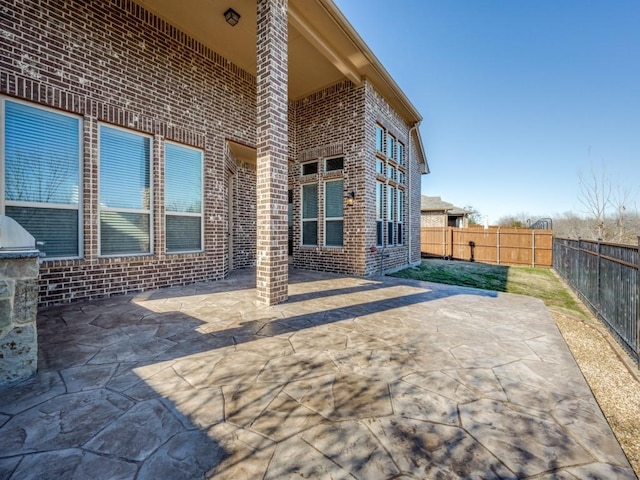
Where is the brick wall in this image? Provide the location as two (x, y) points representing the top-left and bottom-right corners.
(288, 79), (423, 277)
(290, 80), (367, 275)
(0, 0), (257, 305)
(363, 81), (421, 275)
(1, 0), (425, 305)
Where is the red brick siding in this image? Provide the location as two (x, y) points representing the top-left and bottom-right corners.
(1, 0), (257, 305)
(290, 80), (367, 275)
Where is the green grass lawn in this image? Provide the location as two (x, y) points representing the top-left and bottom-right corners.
(392, 259), (588, 319)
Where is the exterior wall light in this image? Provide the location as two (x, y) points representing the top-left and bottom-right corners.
(345, 191), (356, 206)
(224, 8), (240, 26)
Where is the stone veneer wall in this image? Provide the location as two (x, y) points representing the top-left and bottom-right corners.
(0, 254), (39, 385)
(0, 0), (257, 306)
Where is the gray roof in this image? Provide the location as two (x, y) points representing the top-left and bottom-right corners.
(421, 196), (469, 215)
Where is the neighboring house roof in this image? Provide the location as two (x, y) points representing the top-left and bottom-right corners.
(134, 0), (428, 172)
(421, 196), (469, 215)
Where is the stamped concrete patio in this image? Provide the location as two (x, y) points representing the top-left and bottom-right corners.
(0, 268), (635, 479)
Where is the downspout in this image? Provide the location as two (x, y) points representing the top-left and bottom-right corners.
(407, 121), (420, 266)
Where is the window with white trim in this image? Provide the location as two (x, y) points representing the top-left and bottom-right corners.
(325, 179), (343, 247)
(325, 156), (344, 172)
(301, 183), (317, 245)
(398, 189), (404, 245)
(99, 125), (151, 256)
(386, 133), (395, 159)
(301, 161), (318, 176)
(2, 98), (82, 259)
(375, 124), (384, 153)
(376, 181), (383, 246)
(387, 185), (395, 245)
(165, 142), (203, 253)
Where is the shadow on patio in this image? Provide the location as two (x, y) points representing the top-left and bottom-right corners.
(0, 268), (634, 479)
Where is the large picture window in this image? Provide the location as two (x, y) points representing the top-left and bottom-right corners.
(301, 183), (318, 246)
(165, 142), (203, 253)
(325, 179), (343, 247)
(99, 125), (151, 256)
(2, 99), (81, 258)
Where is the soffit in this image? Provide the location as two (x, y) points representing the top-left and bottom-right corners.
(131, 0), (426, 167)
(133, 0), (345, 99)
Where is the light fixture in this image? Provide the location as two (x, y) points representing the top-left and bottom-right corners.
(224, 8), (240, 26)
(345, 190), (356, 206)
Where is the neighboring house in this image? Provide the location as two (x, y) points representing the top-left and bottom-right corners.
(0, 0), (428, 306)
(421, 196), (469, 228)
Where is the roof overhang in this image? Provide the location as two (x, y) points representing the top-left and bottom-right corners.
(133, 0), (428, 170)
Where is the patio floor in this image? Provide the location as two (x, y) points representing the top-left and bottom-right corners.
(0, 268), (635, 479)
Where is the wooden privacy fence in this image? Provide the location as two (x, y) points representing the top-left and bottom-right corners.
(420, 227), (553, 267)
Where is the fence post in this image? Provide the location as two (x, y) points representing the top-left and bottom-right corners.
(577, 237), (581, 292)
(442, 227), (445, 259)
(596, 240), (601, 311)
(532, 230), (535, 267)
(450, 227), (454, 260)
(497, 227), (500, 265)
(637, 236), (639, 365)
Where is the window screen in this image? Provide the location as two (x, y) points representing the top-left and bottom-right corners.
(325, 180), (343, 247)
(4, 100), (81, 258)
(302, 183), (317, 245)
(99, 125), (151, 255)
(165, 142), (203, 252)
(301, 162), (318, 176)
(376, 125), (384, 153)
(325, 157), (344, 172)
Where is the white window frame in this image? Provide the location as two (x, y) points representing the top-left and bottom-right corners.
(301, 183), (318, 246)
(1, 96), (83, 260)
(324, 156), (344, 173)
(387, 185), (396, 246)
(398, 189), (404, 246)
(97, 123), (153, 257)
(375, 124), (384, 153)
(398, 142), (405, 165)
(324, 178), (344, 248)
(164, 140), (204, 254)
(301, 160), (318, 176)
(376, 181), (384, 247)
(386, 133), (395, 160)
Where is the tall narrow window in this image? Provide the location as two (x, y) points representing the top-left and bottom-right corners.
(386, 134), (395, 159)
(375, 125), (384, 153)
(376, 182), (383, 246)
(301, 183), (317, 245)
(398, 189), (404, 245)
(99, 125), (151, 255)
(387, 186), (395, 245)
(3, 100), (81, 258)
(397, 142), (405, 165)
(165, 142), (203, 253)
(376, 158), (385, 175)
(325, 179), (343, 247)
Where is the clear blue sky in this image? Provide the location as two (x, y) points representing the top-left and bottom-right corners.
(334, 0), (640, 223)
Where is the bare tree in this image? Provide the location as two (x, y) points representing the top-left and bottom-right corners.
(577, 165), (638, 243)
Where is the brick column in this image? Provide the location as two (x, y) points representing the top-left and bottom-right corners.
(256, 0), (288, 305)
